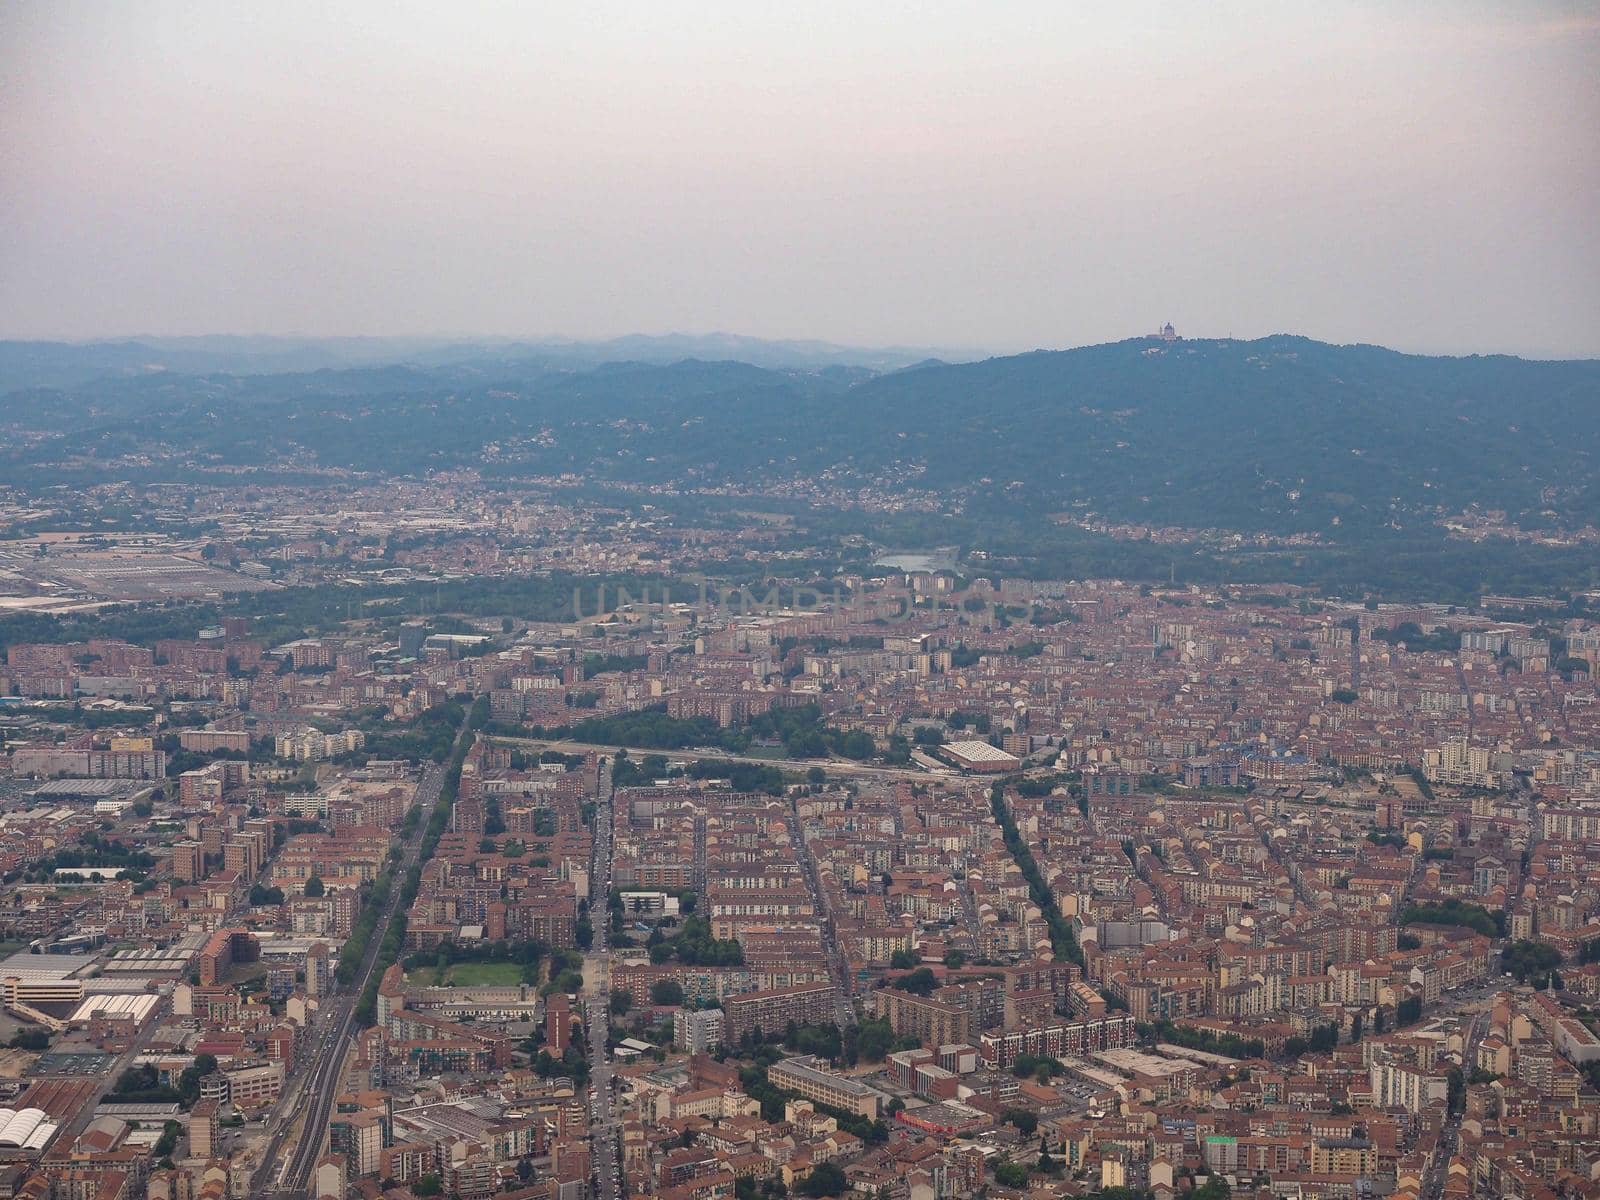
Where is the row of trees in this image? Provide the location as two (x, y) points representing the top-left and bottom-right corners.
(354, 700), (483, 1023)
(336, 867), (394, 988)
(1502, 940), (1563, 985)
(613, 752), (791, 797)
(990, 784), (1083, 966)
(852, 1016), (921, 1064)
(1138, 1020), (1266, 1061)
(24, 835), (155, 884)
(888, 947), (969, 971)
(111, 1055), (217, 1109)
(1283, 1024), (1343, 1057)
(646, 915), (744, 967)
(1399, 900), (1506, 939)
(558, 702), (898, 765)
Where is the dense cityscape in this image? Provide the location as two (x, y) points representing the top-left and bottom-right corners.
(0, 472), (1597, 1200)
(5, 5), (1598, 1200)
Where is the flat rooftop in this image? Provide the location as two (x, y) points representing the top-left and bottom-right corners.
(0, 951), (97, 981)
(941, 740), (1022, 767)
(1093, 1048), (1193, 1078)
(771, 1056), (878, 1098)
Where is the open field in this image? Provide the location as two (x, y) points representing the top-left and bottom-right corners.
(404, 960), (525, 988)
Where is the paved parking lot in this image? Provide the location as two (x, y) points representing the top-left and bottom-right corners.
(28, 1052), (116, 1077)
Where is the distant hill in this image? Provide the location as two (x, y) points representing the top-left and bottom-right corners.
(0, 340), (178, 391)
(0, 331), (974, 391)
(3, 334), (1598, 539)
(832, 335), (1600, 533)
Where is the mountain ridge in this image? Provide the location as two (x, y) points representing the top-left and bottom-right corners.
(3, 333), (1598, 542)
(0, 331), (982, 392)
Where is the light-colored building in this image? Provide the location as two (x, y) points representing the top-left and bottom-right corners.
(769, 1056), (884, 1118)
(673, 1007), (724, 1054)
(1369, 1055), (1449, 1114)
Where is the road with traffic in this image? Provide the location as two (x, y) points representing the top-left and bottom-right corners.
(587, 758), (622, 1200)
(788, 794), (856, 1028)
(1419, 1006), (1487, 1200)
(253, 755), (447, 1199)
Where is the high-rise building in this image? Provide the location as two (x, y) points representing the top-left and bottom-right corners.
(172, 841), (205, 883)
(546, 992), (579, 1057)
(190, 1099), (218, 1159)
(673, 1007), (724, 1054)
(307, 943), (331, 999)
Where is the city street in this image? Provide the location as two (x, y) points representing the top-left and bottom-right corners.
(253, 755), (448, 1199)
(788, 794), (855, 1029)
(587, 759), (621, 1200)
(1419, 1008), (1487, 1200)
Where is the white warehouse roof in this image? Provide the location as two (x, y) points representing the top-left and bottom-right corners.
(69, 993), (161, 1025)
(0, 1107), (57, 1148)
(941, 740), (1021, 765)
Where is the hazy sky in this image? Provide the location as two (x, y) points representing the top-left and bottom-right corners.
(3, 2), (1597, 357)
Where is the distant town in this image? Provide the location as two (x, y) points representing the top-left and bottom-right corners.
(0, 486), (1597, 1200)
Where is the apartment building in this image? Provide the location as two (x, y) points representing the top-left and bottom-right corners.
(722, 982), (837, 1044)
(768, 1056), (884, 1118)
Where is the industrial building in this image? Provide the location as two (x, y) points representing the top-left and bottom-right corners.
(936, 740), (1021, 773)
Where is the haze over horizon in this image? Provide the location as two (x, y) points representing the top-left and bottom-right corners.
(4, 2), (1598, 359)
